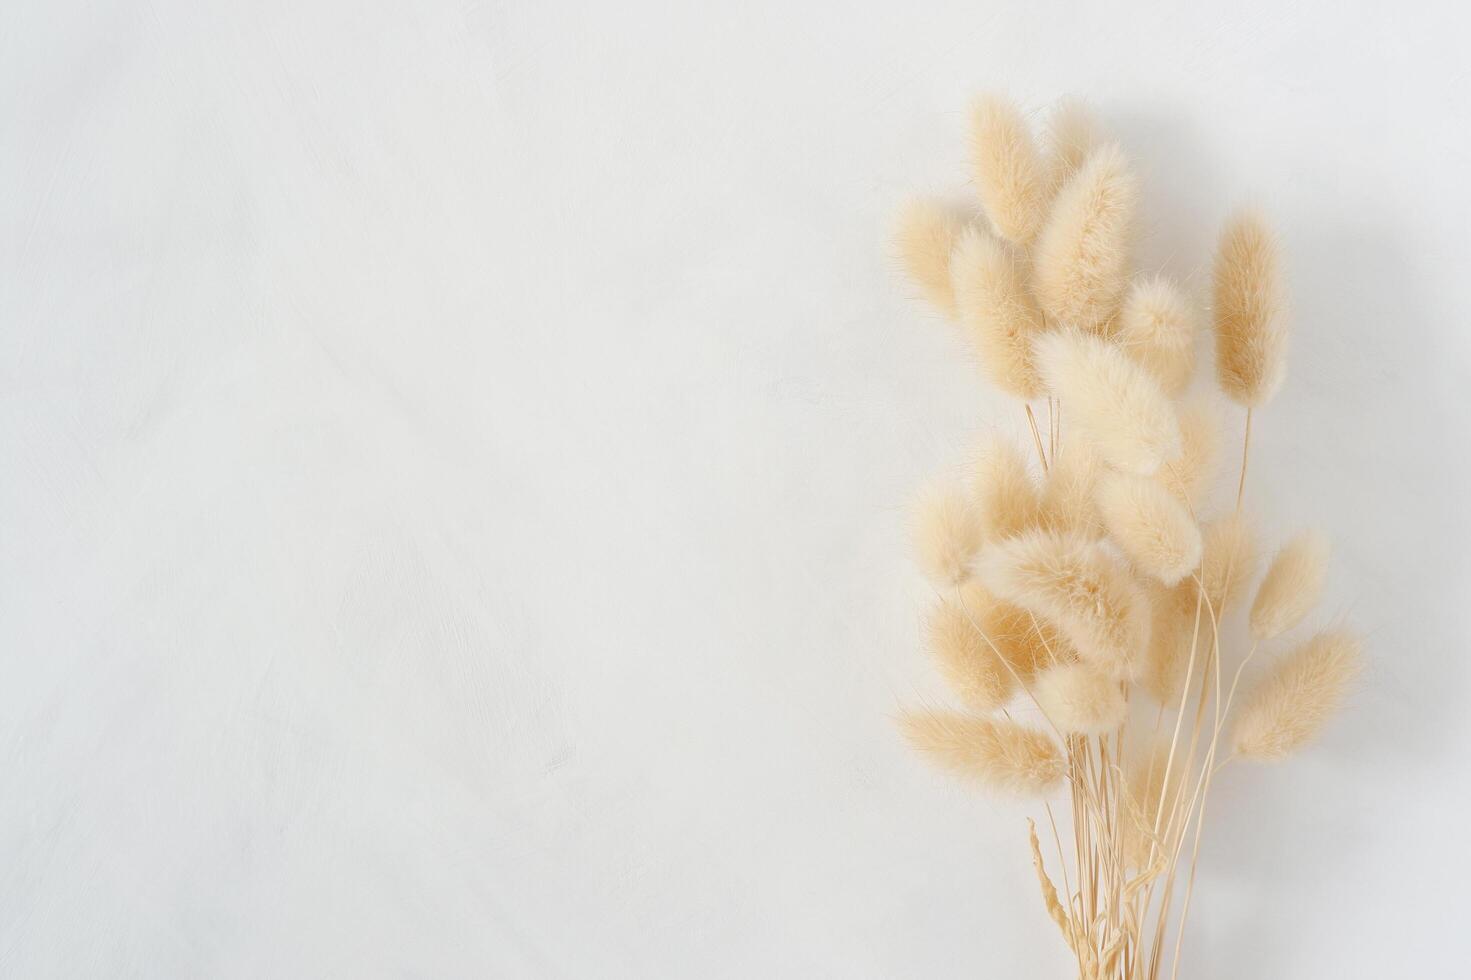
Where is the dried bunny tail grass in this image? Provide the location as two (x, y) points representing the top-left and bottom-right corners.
(896, 199), (962, 317)
(900, 708), (1065, 794)
(1193, 512), (1258, 614)
(1250, 531), (1330, 641)
(951, 226), (1045, 398)
(1034, 328), (1181, 476)
(1231, 629), (1363, 760)
(914, 482), (983, 585)
(1158, 395), (1220, 510)
(969, 94), (1047, 244)
(1122, 740), (1176, 869)
(1096, 471), (1203, 586)
(1043, 98), (1099, 197)
(1213, 210), (1288, 407)
(1038, 440), (1103, 538)
(972, 432), (1041, 540)
(1117, 275), (1197, 396)
(953, 581), (1074, 681)
(928, 584), (1015, 710)
(1141, 588), (1198, 703)
(1033, 663), (1125, 734)
(1033, 142), (1138, 331)
(977, 529), (1150, 678)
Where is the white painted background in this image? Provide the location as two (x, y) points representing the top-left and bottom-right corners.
(4, 1), (1468, 976)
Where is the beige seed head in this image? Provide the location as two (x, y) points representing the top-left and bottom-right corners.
(1157, 395), (1220, 510)
(914, 482), (983, 586)
(1096, 471), (1203, 586)
(1033, 327), (1181, 476)
(927, 583), (1016, 710)
(1140, 587), (1200, 704)
(952, 581), (1074, 681)
(1192, 512), (1258, 614)
(1250, 531), (1330, 641)
(969, 94), (1047, 244)
(1213, 210), (1288, 407)
(1033, 663), (1126, 734)
(1117, 275), (1197, 396)
(1232, 629), (1363, 760)
(972, 432), (1041, 541)
(950, 226), (1046, 399)
(977, 529), (1150, 678)
(1043, 98), (1099, 198)
(896, 198), (962, 317)
(1038, 440), (1104, 539)
(1033, 143), (1138, 331)
(899, 708), (1065, 795)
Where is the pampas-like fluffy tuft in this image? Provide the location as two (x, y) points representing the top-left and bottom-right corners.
(1043, 98), (1098, 198)
(896, 199), (962, 317)
(900, 708), (1065, 794)
(970, 95), (1047, 244)
(1034, 328), (1181, 476)
(1213, 211), (1287, 407)
(1231, 630), (1363, 760)
(972, 433), (1041, 540)
(1192, 513), (1258, 614)
(1157, 396), (1219, 510)
(1033, 663), (1126, 734)
(1038, 441), (1103, 538)
(914, 482), (983, 585)
(1096, 472), (1203, 586)
(1117, 275), (1197, 395)
(1141, 589), (1198, 704)
(951, 226), (1046, 398)
(1250, 531), (1330, 641)
(977, 529), (1150, 678)
(1032, 143), (1137, 331)
(928, 584), (1015, 710)
(954, 581), (1073, 680)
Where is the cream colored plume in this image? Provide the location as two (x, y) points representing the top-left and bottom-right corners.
(1192, 513), (1258, 614)
(977, 529), (1150, 678)
(951, 226), (1045, 399)
(1033, 143), (1137, 331)
(1117, 275), (1196, 395)
(954, 581), (1073, 681)
(928, 583), (1015, 710)
(1033, 328), (1181, 476)
(972, 432), (1041, 541)
(1140, 590), (1199, 704)
(896, 199), (962, 317)
(914, 482), (983, 585)
(1232, 630), (1363, 760)
(969, 95), (1046, 244)
(900, 708), (1065, 794)
(1043, 98), (1098, 197)
(1213, 210), (1287, 407)
(1033, 663), (1125, 734)
(1096, 471), (1202, 586)
(1250, 531), (1330, 641)
(1038, 441), (1103, 538)
(1157, 396), (1219, 510)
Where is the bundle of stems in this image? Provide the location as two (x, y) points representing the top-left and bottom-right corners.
(896, 95), (1362, 980)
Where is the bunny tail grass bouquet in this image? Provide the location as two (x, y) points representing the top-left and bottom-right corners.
(895, 95), (1363, 980)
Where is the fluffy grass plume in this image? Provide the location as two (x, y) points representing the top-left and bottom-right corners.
(896, 199), (962, 317)
(1158, 396), (1220, 509)
(914, 482), (983, 585)
(1096, 471), (1203, 586)
(970, 95), (1046, 244)
(1213, 210), (1287, 407)
(1034, 328), (1181, 476)
(1117, 275), (1196, 395)
(1193, 512), (1258, 614)
(900, 709), (1065, 794)
(1141, 591), (1197, 703)
(1043, 98), (1098, 197)
(972, 432), (1041, 540)
(1038, 442), (1103, 538)
(1250, 531), (1330, 641)
(951, 226), (1045, 398)
(1034, 663), (1126, 734)
(1033, 143), (1137, 331)
(960, 585), (1075, 680)
(1232, 630), (1363, 760)
(977, 529), (1149, 678)
(928, 584), (1016, 710)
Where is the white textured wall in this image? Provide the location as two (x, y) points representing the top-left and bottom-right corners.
(3, 1), (1468, 976)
